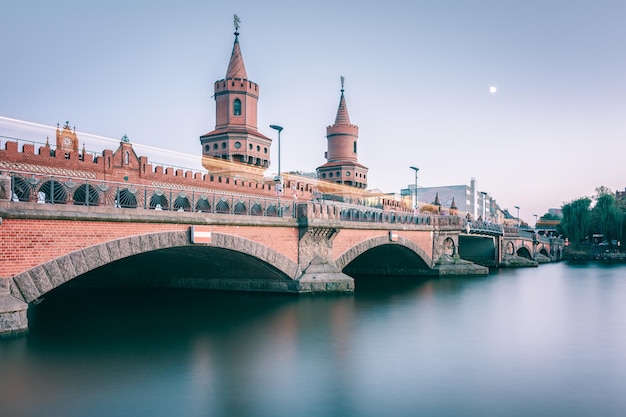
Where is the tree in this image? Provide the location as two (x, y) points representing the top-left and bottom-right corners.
(592, 192), (621, 244)
(561, 197), (591, 246)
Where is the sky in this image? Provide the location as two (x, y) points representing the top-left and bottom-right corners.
(2, 0), (625, 224)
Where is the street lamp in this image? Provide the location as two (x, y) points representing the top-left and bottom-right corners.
(533, 214), (538, 228)
(409, 166), (419, 212)
(270, 125), (284, 216)
(514, 205), (520, 227)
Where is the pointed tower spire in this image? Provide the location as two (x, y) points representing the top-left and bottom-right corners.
(225, 14), (248, 79)
(334, 76), (351, 125)
(317, 76), (368, 190)
(433, 192), (441, 206)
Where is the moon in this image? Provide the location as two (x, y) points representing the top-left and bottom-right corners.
(489, 86), (497, 93)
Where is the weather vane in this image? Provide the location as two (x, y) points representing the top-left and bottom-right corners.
(234, 14), (241, 32)
(340, 75), (345, 91)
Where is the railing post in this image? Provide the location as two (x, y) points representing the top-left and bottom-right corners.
(50, 176), (54, 204)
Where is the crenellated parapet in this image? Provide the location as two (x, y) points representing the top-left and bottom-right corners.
(1, 138), (314, 201)
(214, 77), (259, 98)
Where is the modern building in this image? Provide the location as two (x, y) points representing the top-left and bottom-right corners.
(409, 177), (507, 223)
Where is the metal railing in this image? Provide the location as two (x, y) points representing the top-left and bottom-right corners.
(4, 170), (294, 218)
(3, 169), (468, 227)
(466, 220), (504, 235)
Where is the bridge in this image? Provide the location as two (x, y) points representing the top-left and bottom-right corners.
(0, 171), (563, 337)
(461, 221), (564, 267)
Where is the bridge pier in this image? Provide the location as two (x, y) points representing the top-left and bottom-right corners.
(0, 280), (28, 338)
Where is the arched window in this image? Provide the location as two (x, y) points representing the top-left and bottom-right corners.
(353, 141), (357, 153)
(233, 99), (241, 116)
(124, 151), (130, 165)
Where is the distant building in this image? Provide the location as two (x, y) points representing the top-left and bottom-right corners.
(548, 208), (563, 218)
(405, 177), (517, 224)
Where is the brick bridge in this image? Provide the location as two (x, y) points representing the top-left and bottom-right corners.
(461, 222), (564, 267)
(0, 174), (564, 337)
(0, 194), (488, 336)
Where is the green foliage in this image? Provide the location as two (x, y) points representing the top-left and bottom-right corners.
(592, 193), (621, 244)
(540, 212), (561, 220)
(561, 197), (591, 245)
(560, 185), (626, 247)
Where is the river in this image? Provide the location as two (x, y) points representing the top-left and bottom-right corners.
(1, 262), (625, 417)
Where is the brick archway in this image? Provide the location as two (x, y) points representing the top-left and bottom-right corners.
(10, 231), (300, 303)
(334, 235), (433, 271)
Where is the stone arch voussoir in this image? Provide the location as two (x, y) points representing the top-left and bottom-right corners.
(10, 231), (189, 303)
(10, 231), (300, 304)
(335, 235), (433, 271)
(209, 233), (300, 280)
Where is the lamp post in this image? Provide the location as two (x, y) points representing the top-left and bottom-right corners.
(514, 205), (520, 227)
(533, 214), (538, 229)
(409, 166), (419, 212)
(270, 124), (284, 216)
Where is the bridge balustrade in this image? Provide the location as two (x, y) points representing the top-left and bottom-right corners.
(4, 170), (468, 227)
(466, 221), (504, 236)
(4, 170), (294, 218)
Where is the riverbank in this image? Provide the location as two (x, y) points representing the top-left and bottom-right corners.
(563, 246), (626, 261)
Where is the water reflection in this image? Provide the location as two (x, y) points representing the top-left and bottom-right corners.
(1, 263), (626, 417)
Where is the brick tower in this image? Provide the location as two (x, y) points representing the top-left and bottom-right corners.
(317, 77), (368, 190)
(55, 121), (79, 154)
(199, 15), (271, 181)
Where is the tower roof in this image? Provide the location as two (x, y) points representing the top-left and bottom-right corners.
(225, 32), (248, 80)
(334, 86), (351, 125)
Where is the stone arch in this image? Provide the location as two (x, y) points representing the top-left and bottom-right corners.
(10, 231), (299, 304)
(516, 245), (533, 259)
(442, 237), (455, 256)
(334, 235), (433, 271)
(505, 241), (515, 255)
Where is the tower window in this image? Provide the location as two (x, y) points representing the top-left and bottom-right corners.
(233, 99), (241, 116)
(353, 141), (357, 153)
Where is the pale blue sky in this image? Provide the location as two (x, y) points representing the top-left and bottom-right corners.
(2, 0), (625, 222)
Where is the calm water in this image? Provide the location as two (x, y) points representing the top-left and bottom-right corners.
(1, 262), (626, 417)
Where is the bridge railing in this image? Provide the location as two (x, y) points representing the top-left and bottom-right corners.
(466, 220), (504, 236)
(2, 170), (295, 218)
(2, 169), (468, 226)
(302, 202), (463, 226)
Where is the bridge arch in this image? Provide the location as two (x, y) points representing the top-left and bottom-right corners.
(335, 235), (433, 273)
(10, 231), (300, 304)
(516, 245), (533, 259)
